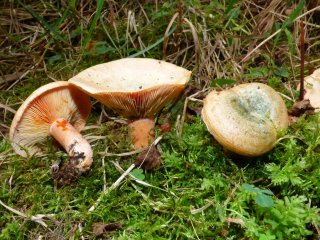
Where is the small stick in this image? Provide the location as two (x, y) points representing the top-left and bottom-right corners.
(88, 163), (135, 212)
(89, 136), (163, 212)
(113, 162), (172, 213)
(99, 148), (145, 157)
(112, 161), (172, 194)
(189, 219), (200, 240)
(99, 136), (163, 157)
(102, 156), (107, 192)
(0, 102), (16, 114)
(179, 88), (210, 136)
(190, 200), (214, 214)
(299, 21), (305, 101)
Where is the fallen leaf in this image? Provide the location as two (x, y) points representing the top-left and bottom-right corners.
(158, 122), (171, 133)
(289, 99), (314, 117)
(135, 145), (161, 170)
(92, 222), (123, 237)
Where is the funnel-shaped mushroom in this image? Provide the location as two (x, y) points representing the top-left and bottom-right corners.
(202, 83), (289, 157)
(9, 81), (92, 172)
(69, 58), (191, 149)
(298, 68), (320, 111)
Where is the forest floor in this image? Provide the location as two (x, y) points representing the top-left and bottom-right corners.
(1, 0), (320, 239)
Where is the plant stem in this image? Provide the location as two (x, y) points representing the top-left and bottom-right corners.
(299, 21), (305, 101)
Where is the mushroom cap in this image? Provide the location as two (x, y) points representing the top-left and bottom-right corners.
(68, 58), (191, 118)
(202, 83), (289, 157)
(9, 81), (91, 157)
(298, 68), (320, 111)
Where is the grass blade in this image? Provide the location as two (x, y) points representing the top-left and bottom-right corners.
(83, 0), (105, 47)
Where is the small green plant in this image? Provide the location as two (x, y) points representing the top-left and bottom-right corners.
(242, 183), (274, 208)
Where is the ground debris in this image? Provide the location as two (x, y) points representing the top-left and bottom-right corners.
(289, 99), (315, 117)
(92, 222), (123, 237)
(158, 122), (172, 134)
(135, 145), (161, 170)
(51, 159), (82, 186)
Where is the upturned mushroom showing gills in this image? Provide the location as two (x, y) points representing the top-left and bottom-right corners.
(9, 81), (93, 173)
(202, 83), (289, 157)
(69, 58), (191, 149)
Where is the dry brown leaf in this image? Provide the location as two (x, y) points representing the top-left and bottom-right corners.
(92, 222), (123, 237)
(289, 99), (315, 117)
(135, 145), (161, 170)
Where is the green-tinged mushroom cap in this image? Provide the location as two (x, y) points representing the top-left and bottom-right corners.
(202, 83), (289, 157)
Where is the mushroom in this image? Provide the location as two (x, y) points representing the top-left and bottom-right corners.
(68, 58), (191, 149)
(298, 68), (320, 111)
(9, 81), (93, 173)
(202, 83), (289, 157)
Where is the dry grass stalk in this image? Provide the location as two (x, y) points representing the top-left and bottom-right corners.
(0, 200), (55, 228)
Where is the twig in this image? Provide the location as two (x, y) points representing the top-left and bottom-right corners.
(179, 88), (210, 136)
(129, 181), (169, 213)
(313, 222), (320, 236)
(102, 155), (107, 192)
(0, 200), (54, 228)
(6, 64), (36, 90)
(88, 163), (135, 212)
(112, 161), (173, 194)
(294, 59), (320, 68)
(0, 102), (17, 114)
(112, 161), (173, 213)
(189, 219), (200, 240)
(190, 200), (214, 214)
(99, 148), (144, 157)
(98, 136), (163, 157)
(225, 217), (245, 226)
(89, 136), (164, 212)
(279, 92), (294, 102)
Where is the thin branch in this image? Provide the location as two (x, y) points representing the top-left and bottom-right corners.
(88, 163), (135, 212)
(89, 136), (163, 212)
(99, 136), (163, 157)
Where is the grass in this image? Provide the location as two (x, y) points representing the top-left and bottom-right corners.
(1, 0), (320, 239)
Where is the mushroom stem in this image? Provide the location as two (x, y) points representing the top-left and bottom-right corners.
(128, 118), (155, 149)
(49, 118), (93, 172)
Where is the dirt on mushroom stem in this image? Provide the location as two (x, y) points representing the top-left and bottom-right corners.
(49, 118), (93, 184)
(9, 81), (92, 185)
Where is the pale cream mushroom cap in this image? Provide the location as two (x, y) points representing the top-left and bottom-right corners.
(9, 81), (91, 157)
(202, 83), (289, 157)
(298, 68), (320, 111)
(68, 58), (191, 118)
